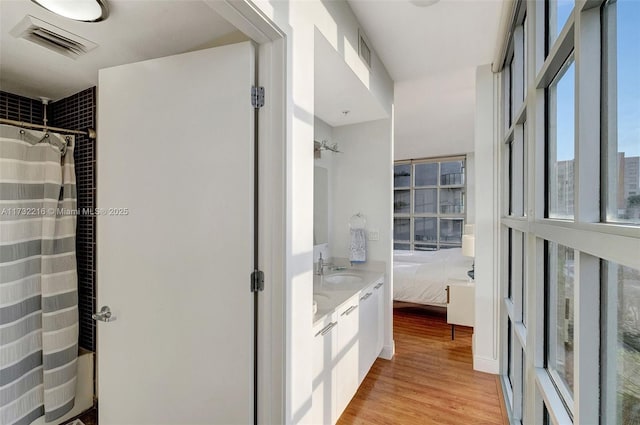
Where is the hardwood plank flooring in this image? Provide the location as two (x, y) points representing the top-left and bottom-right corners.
(338, 306), (509, 425)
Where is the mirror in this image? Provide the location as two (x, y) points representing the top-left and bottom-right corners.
(314, 166), (328, 245)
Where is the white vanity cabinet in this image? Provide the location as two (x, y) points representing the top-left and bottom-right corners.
(358, 279), (383, 383)
(335, 294), (360, 415)
(312, 275), (385, 424)
(312, 312), (338, 425)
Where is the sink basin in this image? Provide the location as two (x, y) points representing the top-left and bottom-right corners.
(323, 274), (363, 285)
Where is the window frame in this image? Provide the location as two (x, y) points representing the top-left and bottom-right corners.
(498, 1), (640, 425)
(393, 156), (467, 251)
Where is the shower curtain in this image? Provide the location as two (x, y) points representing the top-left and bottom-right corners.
(0, 124), (79, 425)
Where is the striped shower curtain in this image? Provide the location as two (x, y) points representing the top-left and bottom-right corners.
(0, 124), (79, 425)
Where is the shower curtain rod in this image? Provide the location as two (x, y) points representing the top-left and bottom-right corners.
(0, 118), (97, 139)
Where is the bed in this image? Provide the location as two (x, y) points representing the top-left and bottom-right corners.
(393, 248), (473, 306)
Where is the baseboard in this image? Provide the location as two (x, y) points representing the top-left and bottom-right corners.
(379, 341), (395, 360)
(474, 355), (500, 374)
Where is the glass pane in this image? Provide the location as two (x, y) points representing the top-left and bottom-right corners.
(522, 350), (526, 409)
(509, 56), (515, 126)
(508, 229), (513, 299)
(509, 142), (514, 215)
(547, 60), (575, 219)
(523, 16), (527, 100)
(440, 161), (465, 185)
(511, 127), (525, 217)
(415, 162), (438, 186)
(440, 188), (464, 214)
(415, 188), (437, 213)
(504, 64), (511, 133)
(548, 0), (574, 50)
(393, 218), (410, 241)
(603, 261), (640, 424)
(522, 235), (527, 326)
(439, 219), (463, 244)
(414, 217), (437, 243)
(547, 242), (575, 397)
(604, 0), (640, 225)
(393, 243), (410, 251)
(508, 320), (514, 387)
(394, 190), (410, 214)
(543, 405), (551, 425)
(394, 164), (411, 188)
(522, 122), (527, 216)
(414, 244), (437, 251)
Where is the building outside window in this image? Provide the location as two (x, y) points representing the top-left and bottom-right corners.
(393, 157), (465, 251)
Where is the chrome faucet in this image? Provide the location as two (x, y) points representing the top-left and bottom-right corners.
(316, 253), (331, 275)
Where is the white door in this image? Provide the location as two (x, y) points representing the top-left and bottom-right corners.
(96, 42), (256, 425)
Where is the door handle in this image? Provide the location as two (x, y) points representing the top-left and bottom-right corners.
(92, 306), (115, 322)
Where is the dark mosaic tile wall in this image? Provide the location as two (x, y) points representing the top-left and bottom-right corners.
(0, 91), (44, 124)
(52, 87), (97, 352)
(0, 89), (97, 352)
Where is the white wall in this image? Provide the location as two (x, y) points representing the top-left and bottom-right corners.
(473, 64), (500, 374)
(394, 67), (476, 160)
(331, 118), (394, 358)
(246, 1), (394, 423)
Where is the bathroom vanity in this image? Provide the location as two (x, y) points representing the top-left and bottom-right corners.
(311, 269), (385, 424)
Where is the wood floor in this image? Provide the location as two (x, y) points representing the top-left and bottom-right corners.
(338, 306), (509, 425)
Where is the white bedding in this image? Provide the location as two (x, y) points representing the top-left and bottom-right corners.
(393, 248), (473, 306)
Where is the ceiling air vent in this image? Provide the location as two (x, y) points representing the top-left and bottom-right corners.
(358, 28), (372, 69)
(10, 15), (97, 59)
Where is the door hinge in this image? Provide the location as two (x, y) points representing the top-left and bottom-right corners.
(251, 86), (265, 109)
(251, 269), (264, 292)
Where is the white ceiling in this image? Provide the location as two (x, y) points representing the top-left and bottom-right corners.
(314, 30), (388, 127)
(0, 0), (238, 101)
(348, 0), (504, 159)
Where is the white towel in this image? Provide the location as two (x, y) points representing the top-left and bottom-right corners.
(350, 228), (367, 263)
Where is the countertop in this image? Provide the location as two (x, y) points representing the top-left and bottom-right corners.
(313, 269), (384, 325)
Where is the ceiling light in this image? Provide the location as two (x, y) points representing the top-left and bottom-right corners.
(31, 0), (109, 22)
(409, 0), (440, 7)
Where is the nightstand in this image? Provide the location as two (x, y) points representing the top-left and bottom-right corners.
(446, 280), (475, 339)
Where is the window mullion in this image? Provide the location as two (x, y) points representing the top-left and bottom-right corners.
(573, 252), (599, 423)
(573, 6), (601, 223)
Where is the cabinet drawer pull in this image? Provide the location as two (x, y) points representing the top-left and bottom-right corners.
(340, 305), (358, 316)
(341, 305), (358, 316)
(374, 282), (383, 289)
(446, 285), (450, 304)
(315, 321), (337, 337)
(360, 292), (372, 301)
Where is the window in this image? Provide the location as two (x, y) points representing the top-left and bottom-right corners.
(498, 1), (639, 423)
(546, 242), (575, 406)
(602, 261), (640, 424)
(603, 0), (640, 225)
(500, 5), (528, 422)
(508, 124), (527, 217)
(547, 58), (575, 219)
(393, 157), (465, 251)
